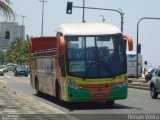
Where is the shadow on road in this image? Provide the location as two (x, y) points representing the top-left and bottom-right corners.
(33, 92), (142, 111)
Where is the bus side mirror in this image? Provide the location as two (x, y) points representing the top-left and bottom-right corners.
(60, 36), (66, 55)
(123, 34), (133, 51)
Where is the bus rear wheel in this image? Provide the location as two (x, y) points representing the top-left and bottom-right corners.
(35, 80), (41, 96)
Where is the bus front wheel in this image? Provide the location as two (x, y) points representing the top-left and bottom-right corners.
(56, 81), (65, 105)
(105, 100), (115, 107)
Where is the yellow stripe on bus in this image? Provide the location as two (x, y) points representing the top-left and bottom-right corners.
(66, 74), (126, 85)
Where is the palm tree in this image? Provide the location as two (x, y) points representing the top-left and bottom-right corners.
(0, 0), (15, 20)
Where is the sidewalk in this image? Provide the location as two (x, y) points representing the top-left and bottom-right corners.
(0, 82), (78, 120)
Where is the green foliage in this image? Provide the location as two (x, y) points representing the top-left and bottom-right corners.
(0, 0), (16, 20)
(0, 52), (5, 63)
(5, 36), (29, 63)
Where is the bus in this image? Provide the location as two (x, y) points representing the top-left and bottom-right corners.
(127, 52), (143, 77)
(29, 23), (133, 106)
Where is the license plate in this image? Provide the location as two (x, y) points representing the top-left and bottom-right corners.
(95, 94), (102, 97)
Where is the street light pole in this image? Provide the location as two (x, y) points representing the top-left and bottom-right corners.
(82, 0), (85, 23)
(136, 17), (160, 78)
(20, 15), (26, 40)
(39, 0), (47, 36)
(119, 9), (124, 33)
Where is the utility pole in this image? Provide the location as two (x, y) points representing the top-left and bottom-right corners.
(20, 15), (26, 40)
(39, 0), (47, 36)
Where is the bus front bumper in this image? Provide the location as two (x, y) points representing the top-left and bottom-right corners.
(67, 83), (128, 102)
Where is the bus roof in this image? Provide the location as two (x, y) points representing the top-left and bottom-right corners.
(57, 23), (121, 36)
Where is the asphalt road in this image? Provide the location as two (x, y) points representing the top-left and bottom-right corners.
(1, 72), (160, 120)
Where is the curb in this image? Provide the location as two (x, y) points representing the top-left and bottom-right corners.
(128, 78), (150, 91)
(128, 84), (150, 91)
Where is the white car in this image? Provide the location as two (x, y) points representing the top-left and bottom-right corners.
(7, 63), (17, 72)
(0, 66), (4, 76)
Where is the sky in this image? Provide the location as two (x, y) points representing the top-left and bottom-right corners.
(2, 0), (160, 67)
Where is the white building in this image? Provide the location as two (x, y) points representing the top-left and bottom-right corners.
(0, 21), (25, 51)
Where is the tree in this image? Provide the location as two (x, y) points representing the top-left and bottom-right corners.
(0, 52), (5, 64)
(6, 39), (22, 63)
(6, 36), (30, 64)
(0, 0), (16, 20)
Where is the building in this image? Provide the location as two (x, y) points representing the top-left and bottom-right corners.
(0, 21), (25, 52)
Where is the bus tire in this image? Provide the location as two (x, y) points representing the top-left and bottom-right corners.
(35, 79), (41, 96)
(105, 100), (115, 107)
(56, 81), (65, 105)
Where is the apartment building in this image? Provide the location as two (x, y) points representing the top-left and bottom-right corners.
(0, 22), (25, 51)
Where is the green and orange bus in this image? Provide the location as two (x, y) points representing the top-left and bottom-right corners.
(29, 23), (133, 106)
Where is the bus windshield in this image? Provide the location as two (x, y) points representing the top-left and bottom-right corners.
(65, 34), (126, 78)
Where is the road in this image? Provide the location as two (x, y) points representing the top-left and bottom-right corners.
(0, 72), (160, 120)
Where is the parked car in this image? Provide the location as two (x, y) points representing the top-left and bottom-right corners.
(14, 65), (28, 77)
(0, 66), (4, 76)
(7, 64), (17, 72)
(150, 67), (160, 99)
(145, 68), (156, 81)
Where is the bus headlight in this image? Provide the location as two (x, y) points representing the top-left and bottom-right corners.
(116, 82), (127, 87)
(70, 79), (77, 88)
(69, 80), (81, 89)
